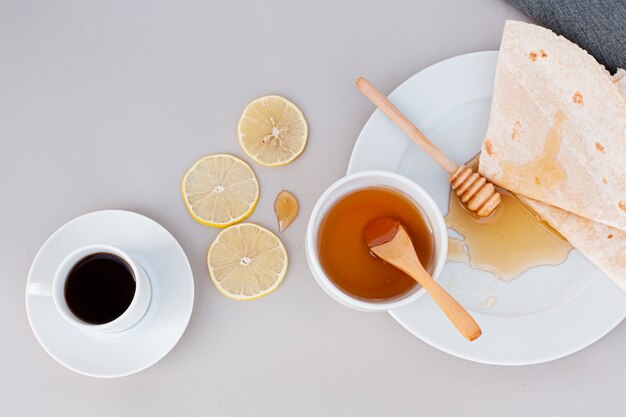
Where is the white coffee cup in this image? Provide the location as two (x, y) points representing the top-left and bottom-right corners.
(306, 170), (447, 312)
(26, 244), (152, 333)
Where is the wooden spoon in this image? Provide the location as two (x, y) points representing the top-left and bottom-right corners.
(364, 217), (482, 341)
(356, 77), (501, 217)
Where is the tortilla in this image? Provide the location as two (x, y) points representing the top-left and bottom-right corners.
(479, 20), (626, 290)
(478, 20), (626, 231)
(521, 197), (626, 291)
(615, 69), (626, 98)
(513, 70), (626, 291)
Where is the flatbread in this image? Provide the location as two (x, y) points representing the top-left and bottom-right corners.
(478, 20), (626, 231)
(516, 70), (626, 291)
(521, 197), (626, 291)
(615, 69), (626, 98)
(478, 20), (626, 291)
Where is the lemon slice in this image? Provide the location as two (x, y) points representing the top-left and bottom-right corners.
(238, 95), (308, 167)
(181, 154), (259, 228)
(208, 223), (288, 300)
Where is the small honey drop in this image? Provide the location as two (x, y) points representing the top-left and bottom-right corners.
(447, 237), (469, 263)
(274, 190), (299, 232)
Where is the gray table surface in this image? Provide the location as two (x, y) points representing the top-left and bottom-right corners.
(2, 1), (625, 416)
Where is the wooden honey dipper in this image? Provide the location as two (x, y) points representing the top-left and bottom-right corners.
(356, 77), (501, 217)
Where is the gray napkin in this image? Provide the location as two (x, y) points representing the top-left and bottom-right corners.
(506, 0), (626, 73)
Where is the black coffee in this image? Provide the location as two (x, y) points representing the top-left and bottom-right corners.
(64, 253), (136, 325)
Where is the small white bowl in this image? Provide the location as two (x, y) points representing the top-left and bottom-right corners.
(306, 170), (447, 312)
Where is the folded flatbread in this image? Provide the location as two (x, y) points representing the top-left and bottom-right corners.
(478, 21), (626, 291)
(521, 197), (626, 291)
(614, 69), (626, 98)
(479, 21), (626, 231)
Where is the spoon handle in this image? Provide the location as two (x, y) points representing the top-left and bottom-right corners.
(411, 267), (482, 341)
(355, 77), (457, 174)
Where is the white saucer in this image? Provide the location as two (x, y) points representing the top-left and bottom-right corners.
(25, 210), (194, 377)
(348, 51), (626, 365)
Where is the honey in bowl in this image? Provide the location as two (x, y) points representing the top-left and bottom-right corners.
(318, 187), (434, 301)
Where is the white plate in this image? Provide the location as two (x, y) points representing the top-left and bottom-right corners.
(348, 51), (626, 365)
(25, 210), (194, 377)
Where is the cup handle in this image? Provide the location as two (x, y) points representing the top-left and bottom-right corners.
(26, 282), (53, 297)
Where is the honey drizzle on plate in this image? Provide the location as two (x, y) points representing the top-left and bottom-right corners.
(445, 156), (572, 281)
